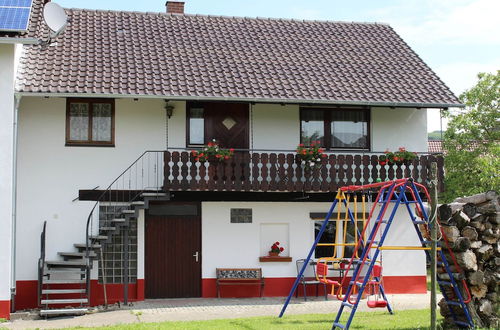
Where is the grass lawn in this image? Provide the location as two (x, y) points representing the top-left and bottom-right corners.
(69, 309), (444, 329)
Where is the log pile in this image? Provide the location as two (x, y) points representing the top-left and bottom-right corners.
(437, 191), (499, 328)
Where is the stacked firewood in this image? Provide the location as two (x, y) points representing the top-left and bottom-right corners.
(437, 190), (499, 328)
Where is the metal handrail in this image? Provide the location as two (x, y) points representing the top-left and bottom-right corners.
(37, 221), (47, 308)
(84, 150), (164, 299)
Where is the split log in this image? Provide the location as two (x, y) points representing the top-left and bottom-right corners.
(470, 240), (482, 249)
(476, 244), (493, 261)
(438, 203), (464, 222)
(488, 212), (500, 225)
(441, 225), (460, 243)
(462, 203), (478, 218)
(478, 299), (493, 316)
(466, 299), (486, 328)
(470, 218), (486, 231)
(454, 191), (497, 204)
(483, 269), (498, 290)
(471, 284), (488, 299)
(461, 226), (478, 241)
(467, 270), (484, 286)
(451, 237), (471, 252)
(456, 250), (477, 271)
(477, 200), (500, 214)
(481, 228), (499, 244)
(452, 211), (470, 229)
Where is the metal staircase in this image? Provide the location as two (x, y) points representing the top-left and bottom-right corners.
(37, 151), (167, 317)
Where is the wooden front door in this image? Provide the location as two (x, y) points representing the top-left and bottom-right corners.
(205, 102), (249, 149)
(145, 208), (201, 298)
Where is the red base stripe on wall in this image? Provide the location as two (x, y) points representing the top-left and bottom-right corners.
(0, 300), (10, 320)
(201, 276), (426, 298)
(14, 276), (424, 311)
(14, 279), (145, 311)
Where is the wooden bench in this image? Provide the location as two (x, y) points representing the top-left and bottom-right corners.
(216, 268), (265, 298)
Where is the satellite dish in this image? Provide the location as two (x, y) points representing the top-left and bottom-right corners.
(43, 2), (68, 38)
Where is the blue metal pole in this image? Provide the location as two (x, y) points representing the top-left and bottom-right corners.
(278, 197), (340, 318)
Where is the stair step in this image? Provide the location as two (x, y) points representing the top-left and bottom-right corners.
(131, 201), (145, 206)
(59, 252), (97, 258)
(121, 210), (135, 215)
(40, 308), (88, 316)
(445, 301), (462, 306)
(44, 269), (85, 275)
(413, 220), (427, 224)
(141, 192), (167, 197)
(333, 322), (346, 329)
(74, 243), (101, 249)
(41, 298), (88, 305)
(111, 219), (126, 224)
(43, 279), (86, 284)
(42, 289), (86, 294)
(437, 280), (453, 286)
(46, 260), (87, 268)
(89, 235), (108, 240)
(100, 227), (116, 231)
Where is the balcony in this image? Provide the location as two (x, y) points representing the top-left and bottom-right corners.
(163, 150), (444, 193)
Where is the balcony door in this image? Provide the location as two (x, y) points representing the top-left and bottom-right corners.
(187, 102), (249, 149)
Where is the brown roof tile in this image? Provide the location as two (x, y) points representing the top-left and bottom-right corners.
(16, 8), (461, 107)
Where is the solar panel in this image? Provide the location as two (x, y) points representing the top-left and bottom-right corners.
(0, 0), (33, 32)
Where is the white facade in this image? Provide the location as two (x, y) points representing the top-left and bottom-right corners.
(0, 43), (16, 312)
(13, 96), (429, 286)
(201, 202), (425, 279)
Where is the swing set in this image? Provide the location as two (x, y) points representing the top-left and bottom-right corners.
(279, 178), (474, 330)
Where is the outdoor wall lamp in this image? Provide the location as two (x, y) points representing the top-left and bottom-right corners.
(165, 101), (175, 118)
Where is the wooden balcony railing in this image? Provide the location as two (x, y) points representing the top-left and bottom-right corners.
(163, 151), (444, 193)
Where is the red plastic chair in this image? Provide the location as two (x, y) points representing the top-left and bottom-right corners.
(316, 262), (340, 296)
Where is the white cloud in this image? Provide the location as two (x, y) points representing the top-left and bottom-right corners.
(368, 0), (500, 47)
(434, 59), (500, 95)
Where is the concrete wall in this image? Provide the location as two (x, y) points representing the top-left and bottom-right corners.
(372, 107), (428, 153)
(0, 43), (16, 318)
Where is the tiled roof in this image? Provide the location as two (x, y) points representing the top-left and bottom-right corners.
(428, 140), (443, 153)
(16, 8), (462, 107)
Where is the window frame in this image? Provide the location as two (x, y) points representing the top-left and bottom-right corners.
(300, 107), (371, 151)
(186, 102), (206, 147)
(65, 98), (115, 147)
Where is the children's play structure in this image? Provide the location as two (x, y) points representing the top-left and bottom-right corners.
(279, 178), (475, 329)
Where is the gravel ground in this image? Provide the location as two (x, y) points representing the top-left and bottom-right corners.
(1, 293), (437, 329)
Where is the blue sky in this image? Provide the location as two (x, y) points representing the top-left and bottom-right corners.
(56, 0), (500, 131)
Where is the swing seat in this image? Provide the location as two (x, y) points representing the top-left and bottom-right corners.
(367, 300), (388, 308)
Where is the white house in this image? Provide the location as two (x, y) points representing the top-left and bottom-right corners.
(0, 0), (461, 318)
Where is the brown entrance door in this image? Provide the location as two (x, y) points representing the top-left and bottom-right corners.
(145, 208), (201, 298)
(204, 102), (249, 149)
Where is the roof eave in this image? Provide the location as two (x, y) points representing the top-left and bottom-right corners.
(14, 92), (465, 108)
(0, 37), (40, 45)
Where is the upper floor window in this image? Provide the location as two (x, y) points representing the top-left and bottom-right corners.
(300, 108), (370, 150)
(66, 98), (115, 146)
(188, 107), (205, 145)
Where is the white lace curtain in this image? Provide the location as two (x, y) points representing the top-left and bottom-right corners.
(69, 103), (89, 141)
(331, 111), (367, 148)
(92, 103), (112, 142)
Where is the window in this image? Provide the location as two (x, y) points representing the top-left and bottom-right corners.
(312, 212), (367, 259)
(301, 108), (369, 150)
(188, 107), (204, 145)
(66, 98), (115, 146)
(230, 208), (252, 223)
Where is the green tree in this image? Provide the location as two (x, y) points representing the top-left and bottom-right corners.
(443, 71), (499, 201)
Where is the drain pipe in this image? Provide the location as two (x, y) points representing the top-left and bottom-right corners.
(10, 94), (21, 312)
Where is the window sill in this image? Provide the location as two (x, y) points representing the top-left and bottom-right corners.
(259, 256), (292, 262)
(65, 143), (115, 148)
